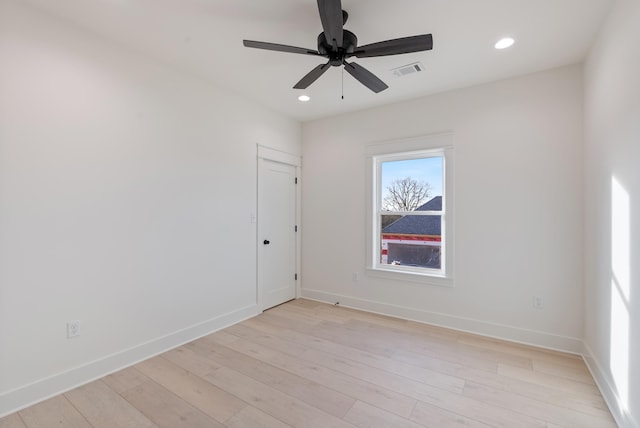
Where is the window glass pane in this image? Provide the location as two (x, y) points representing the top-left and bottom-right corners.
(380, 214), (442, 269)
(381, 157), (443, 211)
(378, 155), (443, 270)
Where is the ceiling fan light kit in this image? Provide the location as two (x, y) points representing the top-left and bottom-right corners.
(243, 0), (433, 94)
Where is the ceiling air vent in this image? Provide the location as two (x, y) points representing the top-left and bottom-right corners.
(391, 62), (424, 77)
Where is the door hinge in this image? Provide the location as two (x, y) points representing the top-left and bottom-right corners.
(295, 225), (298, 232)
(294, 273), (298, 280)
(295, 177), (298, 184)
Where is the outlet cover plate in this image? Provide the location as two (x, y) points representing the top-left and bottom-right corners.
(67, 320), (81, 338)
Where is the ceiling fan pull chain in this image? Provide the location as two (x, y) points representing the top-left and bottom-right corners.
(341, 66), (344, 100)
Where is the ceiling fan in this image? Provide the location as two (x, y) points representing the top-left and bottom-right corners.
(243, 0), (433, 93)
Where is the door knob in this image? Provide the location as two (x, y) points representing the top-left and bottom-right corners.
(263, 240), (270, 245)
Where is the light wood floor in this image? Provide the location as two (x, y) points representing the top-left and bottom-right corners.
(0, 299), (616, 428)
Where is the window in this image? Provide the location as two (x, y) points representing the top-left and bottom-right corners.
(366, 134), (453, 285)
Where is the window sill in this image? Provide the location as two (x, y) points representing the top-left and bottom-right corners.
(366, 267), (454, 287)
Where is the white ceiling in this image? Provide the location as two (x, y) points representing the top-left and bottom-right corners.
(25, 0), (614, 122)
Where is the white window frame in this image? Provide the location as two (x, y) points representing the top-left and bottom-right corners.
(365, 133), (454, 287)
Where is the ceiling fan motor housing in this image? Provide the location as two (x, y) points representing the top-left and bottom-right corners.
(317, 30), (357, 66)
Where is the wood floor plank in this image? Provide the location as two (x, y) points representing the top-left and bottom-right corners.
(18, 395), (91, 428)
(462, 381), (617, 428)
(408, 388), (549, 428)
(161, 346), (222, 377)
(256, 310), (320, 332)
(393, 347), (499, 375)
(121, 380), (223, 428)
(224, 405), (292, 428)
(309, 304), (434, 339)
(0, 413), (26, 428)
(253, 312), (548, 428)
(299, 344), (465, 395)
(455, 364), (611, 417)
(134, 355), (246, 424)
(457, 334), (584, 368)
(64, 380), (156, 428)
(187, 338), (356, 418)
(497, 364), (602, 396)
(343, 400), (425, 428)
(222, 322), (309, 357)
(102, 366), (151, 394)
(203, 330), (241, 346)
(343, 317), (460, 349)
(319, 313), (535, 372)
(410, 400), (494, 428)
(2, 299), (616, 428)
(204, 367), (356, 428)
(280, 317), (399, 358)
(267, 304), (324, 326)
(342, 318), (534, 370)
(285, 298), (321, 309)
(220, 335), (418, 418)
(281, 314), (514, 374)
(243, 315), (466, 393)
(276, 339), (549, 427)
(532, 359), (596, 385)
(303, 318), (410, 354)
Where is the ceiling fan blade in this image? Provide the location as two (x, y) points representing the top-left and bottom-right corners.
(243, 40), (320, 56)
(343, 61), (388, 93)
(317, 0), (343, 48)
(352, 34), (433, 58)
(294, 62), (331, 89)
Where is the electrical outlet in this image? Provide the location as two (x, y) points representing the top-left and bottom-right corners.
(67, 320), (81, 338)
(352, 272), (359, 281)
(533, 296), (544, 309)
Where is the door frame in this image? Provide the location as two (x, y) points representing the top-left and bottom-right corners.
(257, 145), (302, 311)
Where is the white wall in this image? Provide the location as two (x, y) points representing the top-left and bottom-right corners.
(302, 65), (585, 352)
(0, 0), (300, 415)
(584, 0), (640, 426)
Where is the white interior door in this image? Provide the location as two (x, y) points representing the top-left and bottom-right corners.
(258, 158), (297, 311)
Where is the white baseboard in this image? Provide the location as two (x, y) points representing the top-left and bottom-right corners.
(0, 304), (260, 418)
(301, 289), (583, 354)
(582, 342), (638, 428)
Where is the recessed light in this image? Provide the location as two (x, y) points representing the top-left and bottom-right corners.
(495, 37), (515, 50)
(298, 95), (310, 102)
